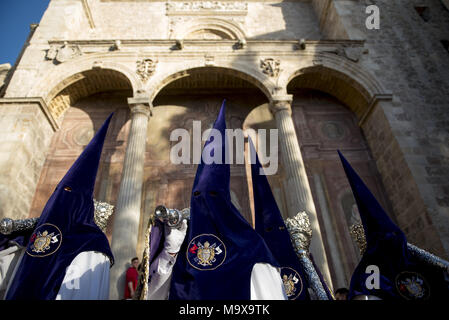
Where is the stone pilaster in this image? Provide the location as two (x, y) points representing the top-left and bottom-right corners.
(270, 95), (332, 288)
(109, 99), (151, 300)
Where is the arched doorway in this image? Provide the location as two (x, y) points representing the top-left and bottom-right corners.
(29, 69), (133, 244)
(287, 71), (393, 289)
(137, 67), (278, 254)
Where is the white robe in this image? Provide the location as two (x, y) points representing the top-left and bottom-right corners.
(56, 251), (110, 300)
(0, 245), (110, 300)
(0, 245), (25, 300)
(147, 249), (287, 300)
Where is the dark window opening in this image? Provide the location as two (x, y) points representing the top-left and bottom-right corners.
(442, 40), (449, 53)
(414, 6), (431, 22)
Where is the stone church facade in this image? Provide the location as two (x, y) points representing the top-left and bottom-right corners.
(0, 0), (448, 299)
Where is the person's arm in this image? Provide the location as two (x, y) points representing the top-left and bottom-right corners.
(250, 263), (288, 300)
(147, 220), (187, 300)
(128, 280), (135, 298)
(147, 249), (178, 300)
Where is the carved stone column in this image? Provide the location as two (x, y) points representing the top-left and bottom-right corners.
(270, 95), (332, 288)
(109, 98), (151, 300)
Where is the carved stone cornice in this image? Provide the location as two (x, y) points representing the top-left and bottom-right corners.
(46, 42), (83, 64)
(44, 39), (365, 55)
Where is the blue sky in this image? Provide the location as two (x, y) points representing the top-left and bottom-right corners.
(0, 0), (50, 65)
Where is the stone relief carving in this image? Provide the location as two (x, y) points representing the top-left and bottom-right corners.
(136, 58), (158, 82)
(320, 121), (346, 140)
(46, 45), (58, 60)
(46, 42), (83, 63)
(74, 126), (94, 146)
(321, 45), (367, 63)
(260, 58), (280, 77)
(343, 47), (364, 62)
(166, 1), (248, 13)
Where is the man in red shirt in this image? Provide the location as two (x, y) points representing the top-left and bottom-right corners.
(124, 257), (139, 299)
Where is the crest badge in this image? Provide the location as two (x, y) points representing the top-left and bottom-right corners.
(187, 234), (226, 271)
(280, 267), (304, 300)
(26, 223), (62, 258)
(395, 271), (430, 300)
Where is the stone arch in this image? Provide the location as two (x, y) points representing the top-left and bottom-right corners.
(28, 56), (141, 102)
(148, 64), (275, 104)
(170, 18), (246, 40)
(29, 58), (138, 120)
(284, 54), (391, 123)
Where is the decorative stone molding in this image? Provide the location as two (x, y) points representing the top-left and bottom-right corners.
(169, 17), (246, 40)
(46, 42), (83, 64)
(136, 59), (158, 82)
(260, 58), (280, 77)
(166, 1), (248, 16)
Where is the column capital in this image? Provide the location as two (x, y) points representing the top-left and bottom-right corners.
(128, 97), (152, 117)
(269, 95), (293, 115)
